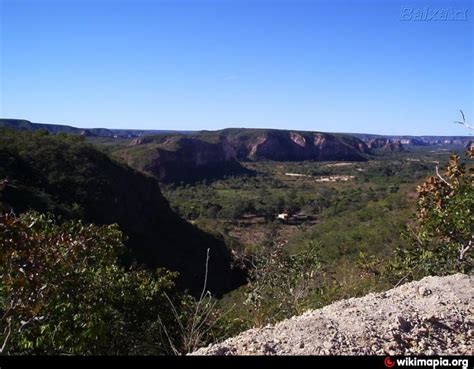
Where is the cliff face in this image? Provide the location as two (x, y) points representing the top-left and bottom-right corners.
(225, 129), (368, 162)
(116, 129), (369, 182)
(368, 138), (404, 152)
(3, 119), (472, 146)
(353, 133), (471, 147)
(3, 120), (470, 183)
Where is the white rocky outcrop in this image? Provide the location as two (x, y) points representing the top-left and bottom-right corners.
(193, 274), (473, 355)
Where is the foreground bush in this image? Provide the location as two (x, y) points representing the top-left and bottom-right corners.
(0, 211), (205, 354)
(392, 151), (473, 280)
(245, 241), (324, 326)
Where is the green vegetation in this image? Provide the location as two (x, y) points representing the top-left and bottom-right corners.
(391, 151), (473, 281)
(160, 147), (471, 329)
(0, 126), (471, 354)
(244, 241), (324, 326)
(0, 211), (172, 354)
(0, 128), (241, 296)
(0, 211), (234, 354)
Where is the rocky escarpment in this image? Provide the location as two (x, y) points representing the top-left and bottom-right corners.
(223, 129), (369, 162)
(353, 133), (471, 147)
(116, 129), (369, 181)
(121, 135), (249, 182)
(367, 138), (404, 152)
(3, 119), (472, 146)
(193, 274), (473, 355)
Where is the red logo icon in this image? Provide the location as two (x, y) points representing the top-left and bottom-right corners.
(384, 357), (395, 368)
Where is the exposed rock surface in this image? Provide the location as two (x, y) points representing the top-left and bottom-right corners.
(368, 138), (404, 152)
(117, 129), (369, 181)
(193, 274), (473, 355)
(225, 129), (369, 162)
(2, 119), (472, 146)
(353, 133), (471, 147)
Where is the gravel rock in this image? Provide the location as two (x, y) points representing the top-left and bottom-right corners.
(418, 286), (432, 296)
(192, 274), (473, 356)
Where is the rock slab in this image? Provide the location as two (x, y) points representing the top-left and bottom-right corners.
(193, 274), (473, 355)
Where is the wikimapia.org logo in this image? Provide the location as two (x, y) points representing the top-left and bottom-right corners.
(400, 7), (470, 21)
(384, 356), (470, 369)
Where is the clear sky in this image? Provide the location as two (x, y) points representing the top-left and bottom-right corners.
(0, 0), (473, 135)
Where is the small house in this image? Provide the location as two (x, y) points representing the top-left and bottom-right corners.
(277, 212), (289, 221)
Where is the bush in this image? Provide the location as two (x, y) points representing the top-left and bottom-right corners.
(0, 211), (183, 354)
(244, 241), (324, 326)
(391, 152), (473, 280)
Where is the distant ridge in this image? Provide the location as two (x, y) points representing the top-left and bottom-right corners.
(1, 118), (471, 144)
(0, 118), (192, 138)
(351, 133), (471, 146)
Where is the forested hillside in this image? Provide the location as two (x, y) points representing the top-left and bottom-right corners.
(0, 129), (243, 296)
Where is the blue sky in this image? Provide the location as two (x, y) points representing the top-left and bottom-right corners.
(0, 0), (472, 135)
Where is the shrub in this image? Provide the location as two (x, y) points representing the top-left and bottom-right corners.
(391, 151), (473, 280)
(0, 211), (181, 354)
(244, 241), (323, 326)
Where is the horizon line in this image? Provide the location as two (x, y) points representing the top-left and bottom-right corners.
(0, 117), (472, 138)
